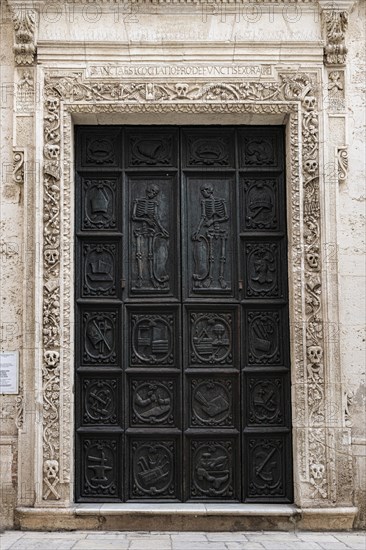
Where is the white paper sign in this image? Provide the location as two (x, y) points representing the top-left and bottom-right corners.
(0, 352), (19, 394)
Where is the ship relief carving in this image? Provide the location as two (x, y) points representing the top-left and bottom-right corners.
(131, 313), (174, 365)
(132, 185), (170, 291)
(191, 441), (234, 498)
(246, 243), (280, 297)
(248, 378), (283, 425)
(131, 380), (174, 426)
(192, 185), (230, 290)
(83, 439), (118, 497)
(248, 438), (284, 498)
(248, 311), (280, 364)
(83, 243), (116, 296)
(86, 137), (116, 165)
(83, 311), (117, 364)
(187, 136), (230, 166)
(243, 179), (277, 230)
(242, 137), (276, 167)
(83, 179), (116, 230)
(129, 135), (173, 166)
(83, 379), (117, 425)
(190, 312), (232, 365)
(191, 379), (232, 427)
(132, 441), (175, 498)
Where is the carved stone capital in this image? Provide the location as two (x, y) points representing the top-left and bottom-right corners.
(9, 4), (38, 65)
(321, 7), (349, 66)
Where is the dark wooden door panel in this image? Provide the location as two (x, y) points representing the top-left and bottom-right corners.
(75, 125), (293, 503)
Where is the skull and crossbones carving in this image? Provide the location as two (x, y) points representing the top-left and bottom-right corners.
(43, 459), (61, 500)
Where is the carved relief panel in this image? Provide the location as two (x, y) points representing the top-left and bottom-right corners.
(184, 175), (235, 297)
(129, 438), (180, 500)
(128, 175), (178, 297)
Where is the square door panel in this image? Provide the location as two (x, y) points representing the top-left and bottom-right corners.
(128, 374), (180, 428)
(186, 374), (239, 429)
(78, 306), (121, 367)
(77, 434), (122, 501)
(127, 306), (180, 368)
(240, 175), (284, 233)
(78, 375), (122, 427)
(186, 437), (240, 500)
(182, 128), (235, 168)
(78, 238), (121, 299)
(242, 240), (284, 299)
(185, 306), (239, 368)
(77, 127), (122, 169)
(243, 307), (287, 367)
(243, 373), (289, 427)
(127, 436), (181, 500)
(79, 175), (122, 232)
(238, 127), (284, 171)
(125, 127), (178, 168)
(243, 433), (292, 502)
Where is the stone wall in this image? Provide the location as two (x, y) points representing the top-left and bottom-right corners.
(0, 0), (21, 530)
(0, 0), (364, 530)
(338, 1), (366, 529)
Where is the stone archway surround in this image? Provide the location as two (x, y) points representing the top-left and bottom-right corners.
(16, 68), (356, 529)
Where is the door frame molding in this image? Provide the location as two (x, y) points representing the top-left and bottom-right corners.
(19, 67), (354, 519)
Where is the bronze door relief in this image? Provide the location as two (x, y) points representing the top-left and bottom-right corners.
(75, 126), (293, 502)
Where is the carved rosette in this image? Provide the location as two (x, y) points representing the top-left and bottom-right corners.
(11, 7), (37, 66)
(42, 71), (331, 504)
(323, 9), (349, 66)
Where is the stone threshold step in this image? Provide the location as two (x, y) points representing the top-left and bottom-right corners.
(16, 505), (358, 532)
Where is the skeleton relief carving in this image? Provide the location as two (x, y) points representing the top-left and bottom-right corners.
(192, 185), (229, 290)
(132, 185), (170, 291)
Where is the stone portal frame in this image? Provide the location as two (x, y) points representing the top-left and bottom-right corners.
(36, 68), (353, 515)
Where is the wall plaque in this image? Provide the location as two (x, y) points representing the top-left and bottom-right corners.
(0, 352), (19, 394)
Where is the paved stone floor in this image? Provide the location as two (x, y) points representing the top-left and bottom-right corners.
(0, 531), (365, 550)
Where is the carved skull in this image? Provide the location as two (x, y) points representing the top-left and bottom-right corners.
(46, 97), (59, 112)
(308, 345), (323, 364)
(310, 462), (325, 479)
(175, 83), (188, 98)
(304, 96), (316, 111)
(44, 248), (59, 265)
(304, 159), (318, 174)
(306, 252), (319, 268)
(44, 144), (60, 160)
(44, 459), (59, 480)
(44, 350), (60, 367)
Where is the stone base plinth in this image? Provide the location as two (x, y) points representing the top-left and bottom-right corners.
(15, 505), (358, 532)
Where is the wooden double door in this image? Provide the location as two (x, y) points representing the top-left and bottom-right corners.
(75, 126), (293, 502)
